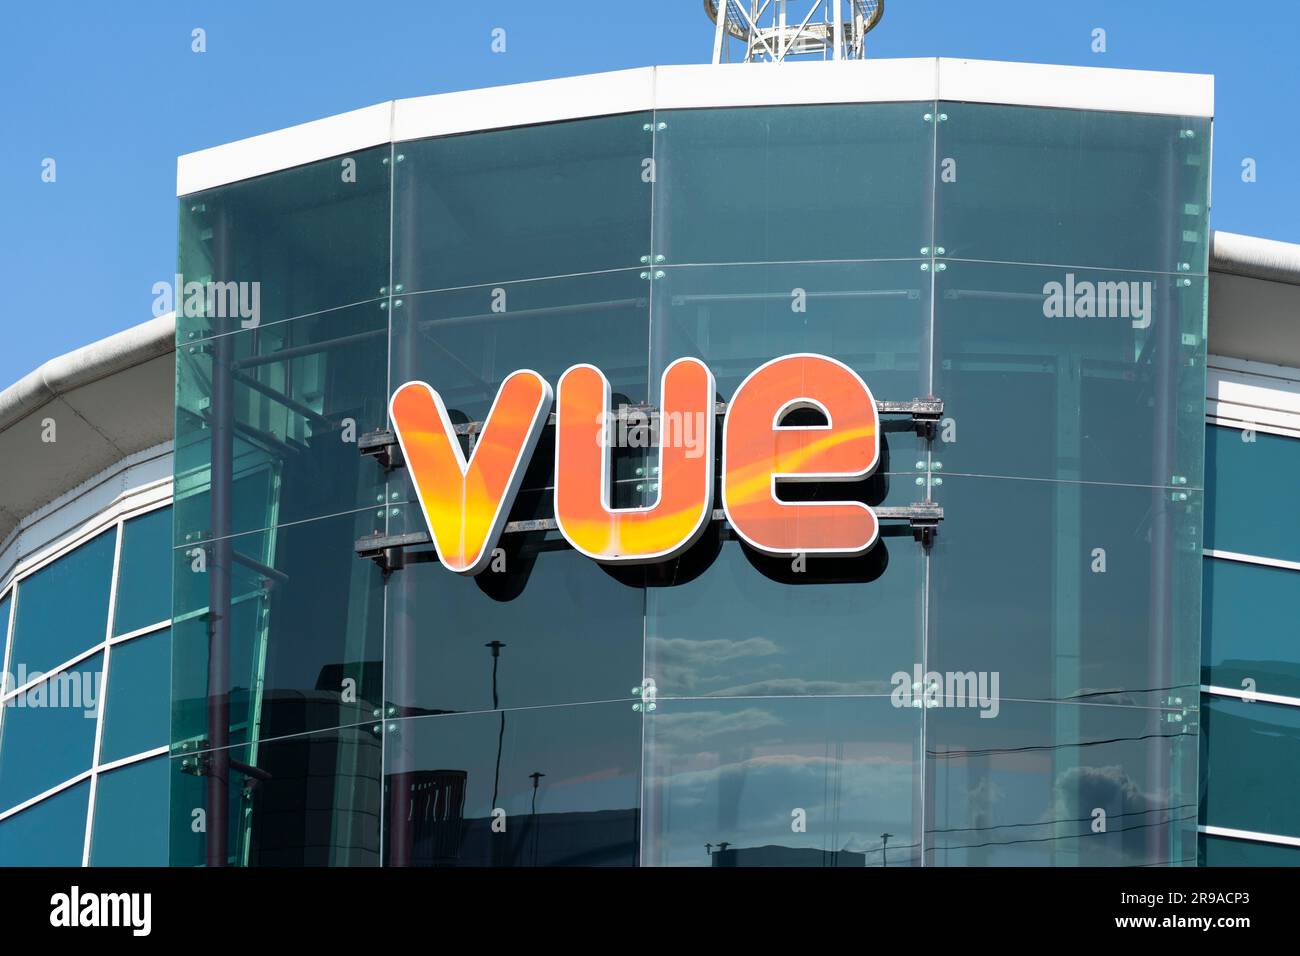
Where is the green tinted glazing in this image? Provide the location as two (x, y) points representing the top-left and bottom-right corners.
(653, 104), (934, 265)
(100, 630), (171, 763)
(171, 511), (383, 749)
(171, 98), (1211, 868)
(0, 654), (102, 810)
(0, 780), (88, 865)
(935, 104), (1211, 274)
(929, 475), (1202, 705)
(90, 756), (169, 865)
(10, 530), (114, 674)
(176, 146), (391, 342)
(169, 725), (381, 866)
(173, 302), (391, 546)
(393, 113), (652, 294)
(933, 262), (1205, 488)
(114, 507), (173, 635)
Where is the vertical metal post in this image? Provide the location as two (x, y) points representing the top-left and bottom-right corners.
(386, 147), (417, 867)
(206, 205), (234, 867)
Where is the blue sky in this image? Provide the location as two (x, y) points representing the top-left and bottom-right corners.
(0, 1), (1294, 385)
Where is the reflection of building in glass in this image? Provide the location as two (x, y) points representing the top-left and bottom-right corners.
(2, 56), (1300, 868)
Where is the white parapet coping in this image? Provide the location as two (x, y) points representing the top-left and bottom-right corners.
(177, 57), (1215, 196)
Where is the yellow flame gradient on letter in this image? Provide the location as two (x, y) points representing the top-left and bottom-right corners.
(390, 371), (553, 574)
(722, 353), (879, 556)
(555, 358), (715, 562)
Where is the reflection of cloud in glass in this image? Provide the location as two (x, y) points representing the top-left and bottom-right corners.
(708, 678), (894, 697)
(648, 636), (780, 692)
(645, 701), (918, 866)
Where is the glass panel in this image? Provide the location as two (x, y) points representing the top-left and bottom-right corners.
(646, 536), (923, 699)
(174, 301), (391, 546)
(0, 654), (102, 810)
(100, 630), (170, 763)
(1199, 833), (1300, 866)
(393, 113), (653, 295)
(1206, 424), (1300, 562)
(1202, 557), (1300, 699)
(935, 103), (1211, 274)
(643, 696), (920, 866)
(928, 700), (1199, 866)
(169, 724), (381, 866)
(114, 507), (173, 635)
(389, 269), (650, 423)
(177, 145), (391, 342)
(649, 260), (932, 480)
(90, 756), (168, 866)
(384, 702), (641, 866)
(171, 511), (384, 750)
(0, 781), (89, 865)
(933, 261), (1206, 488)
(929, 474), (1202, 706)
(653, 103), (934, 265)
(387, 538), (643, 716)
(1200, 695), (1300, 839)
(9, 530), (114, 674)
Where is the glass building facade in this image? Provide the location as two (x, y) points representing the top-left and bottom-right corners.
(165, 87), (1213, 867)
(0, 504), (172, 865)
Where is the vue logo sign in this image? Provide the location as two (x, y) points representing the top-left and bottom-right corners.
(389, 353), (880, 574)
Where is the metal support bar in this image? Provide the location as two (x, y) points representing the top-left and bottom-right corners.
(360, 397), (944, 470)
(355, 503), (944, 572)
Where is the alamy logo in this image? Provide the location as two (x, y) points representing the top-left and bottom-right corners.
(2, 666), (100, 718)
(890, 665), (1000, 718)
(151, 273), (260, 328)
(1042, 273), (1152, 328)
(49, 886), (151, 936)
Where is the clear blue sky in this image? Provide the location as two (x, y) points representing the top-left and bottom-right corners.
(0, 1), (1294, 385)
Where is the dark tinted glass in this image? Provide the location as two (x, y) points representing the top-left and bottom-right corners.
(101, 630), (171, 763)
(0, 654), (102, 810)
(10, 531), (114, 674)
(1206, 424), (1300, 562)
(1202, 557), (1300, 699)
(384, 703), (641, 866)
(90, 756), (169, 866)
(0, 781), (88, 866)
(1200, 696), (1300, 839)
(114, 508), (173, 635)
(1199, 833), (1300, 866)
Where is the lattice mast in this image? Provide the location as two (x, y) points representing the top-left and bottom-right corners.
(704, 1), (885, 63)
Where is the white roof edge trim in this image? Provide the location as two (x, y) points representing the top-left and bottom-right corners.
(1210, 230), (1300, 285)
(394, 67), (655, 142)
(177, 101), (393, 196)
(937, 58), (1212, 118)
(176, 58), (1215, 195)
(0, 311), (176, 435)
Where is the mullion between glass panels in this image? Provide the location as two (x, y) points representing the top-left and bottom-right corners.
(81, 519), (124, 866)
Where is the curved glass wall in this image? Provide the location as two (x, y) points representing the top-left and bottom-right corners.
(0, 504), (172, 866)
(172, 98), (1210, 866)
